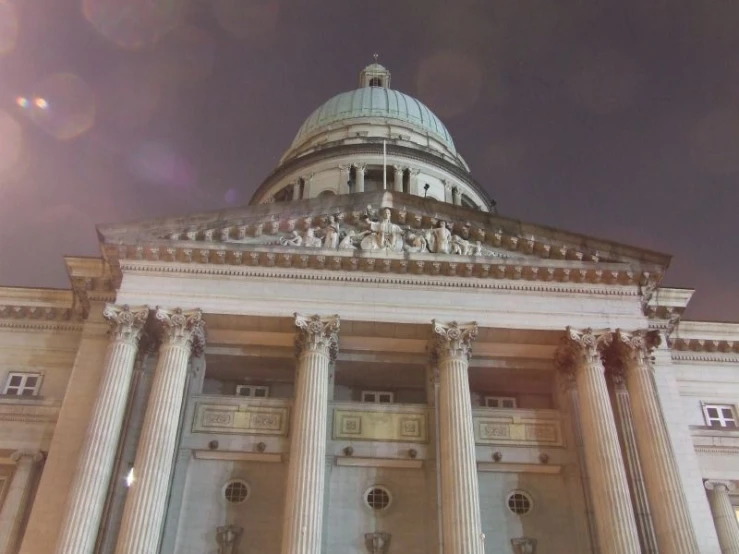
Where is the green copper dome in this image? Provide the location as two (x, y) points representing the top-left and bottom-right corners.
(288, 87), (456, 155)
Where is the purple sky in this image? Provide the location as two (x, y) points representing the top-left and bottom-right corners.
(1, 0), (738, 322)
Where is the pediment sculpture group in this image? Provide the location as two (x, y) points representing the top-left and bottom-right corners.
(279, 207), (491, 256)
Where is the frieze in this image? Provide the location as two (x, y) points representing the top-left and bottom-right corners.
(0, 403), (60, 423)
(473, 410), (563, 447)
(192, 401), (289, 436)
(333, 407), (429, 443)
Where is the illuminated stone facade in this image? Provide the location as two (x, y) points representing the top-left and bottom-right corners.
(1, 64), (738, 554)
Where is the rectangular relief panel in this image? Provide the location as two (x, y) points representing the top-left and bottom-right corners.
(332, 407), (429, 443)
(473, 409), (563, 447)
(192, 400), (289, 436)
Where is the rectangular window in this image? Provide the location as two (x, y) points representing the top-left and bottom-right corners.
(361, 390), (394, 404)
(485, 396), (517, 409)
(702, 403), (737, 428)
(2, 373), (42, 396)
(235, 385), (269, 398)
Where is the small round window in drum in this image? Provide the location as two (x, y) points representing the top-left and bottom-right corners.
(223, 479), (250, 504)
(506, 490), (533, 515)
(365, 486), (392, 511)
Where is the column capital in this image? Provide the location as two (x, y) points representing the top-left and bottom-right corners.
(354, 163), (366, 174)
(430, 320), (478, 362)
(409, 168), (420, 176)
(103, 304), (149, 345)
(705, 479), (736, 492)
(554, 327), (612, 377)
(10, 450), (44, 464)
(154, 307), (206, 355)
(393, 164), (404, 173)
(294, 313), (340, 361)
(612, 329), (661, 368)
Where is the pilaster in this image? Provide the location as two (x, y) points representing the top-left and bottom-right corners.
(704, 480), (739, 554)
(0, 451), (45, 554)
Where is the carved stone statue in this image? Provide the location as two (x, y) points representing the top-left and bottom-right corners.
(280, 230), (303, 247)
(323, 215), (341, 249)
(364, 532), (391, 554)
(511, 537), (536, 554)
(216, 525), (242, 554)
(360, 208), (404, 252)
(338, 230), (358, 250)
(303, 227), (323, 248)
(425, 221), (452, 254)
(404, 232), (428, 253)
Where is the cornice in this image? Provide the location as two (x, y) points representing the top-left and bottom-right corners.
(116, 259), (645, 297)
(671, 350), (739, 364)
(0, 305), (84, 332)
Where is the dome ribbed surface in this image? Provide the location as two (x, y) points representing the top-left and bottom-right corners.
(288, 87), (455, 154)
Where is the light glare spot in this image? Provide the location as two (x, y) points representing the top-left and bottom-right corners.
(30, 73), (96, 140)
(15, 96), (28, 109)
(125, 467), (135, 487)
(34, 97), (49, 109)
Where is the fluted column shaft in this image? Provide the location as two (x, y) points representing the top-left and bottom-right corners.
(610, 376), (659, 553)
(432, 321), (483, 554)
(393, 165), (404, 192)
(616, 330), (700, 553)
(705, 480), (739, 554)
(556, 328), (641, 554)
(114, 308), (204, 554)
(452, 187), (461, 206)
(0, 451), (44, 554)
(292, 181), (301, 200)
(355, 164), (365, 193)
(280, 314), (339, 554)
(54, 304), (148, 554)
(563, 380), (599, 553)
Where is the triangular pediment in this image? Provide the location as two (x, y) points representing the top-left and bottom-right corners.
(97, 191), (669, 289)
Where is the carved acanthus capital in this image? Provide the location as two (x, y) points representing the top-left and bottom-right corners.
(430, 320), (478, 362)
(294, 313), (340, 361)
(612, 329), (660, 370)
(554, 327), (612, 378)
(11, 450), (45, 464)
(154, 307), (206, 355)
(704, 479), (736, 493)
(103, 304), (149, 345)
(354, 163), (366, 174)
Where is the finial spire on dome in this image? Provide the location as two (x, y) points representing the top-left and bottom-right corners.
(360, 57), (391, 88)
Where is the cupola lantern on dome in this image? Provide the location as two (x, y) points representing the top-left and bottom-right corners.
(360, 55), (391, 88)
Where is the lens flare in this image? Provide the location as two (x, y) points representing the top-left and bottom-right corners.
(15, 96), (28, 109)
(0, 1), (19, 56)
(0, 109), (24, 179)
(29, 73), (96, 140)
(127, 140), (196, 188)
(150, 24), (215, 86)
(82, 0), (183, 50)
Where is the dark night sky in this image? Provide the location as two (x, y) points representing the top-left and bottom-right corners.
(1, 0), (737, 322)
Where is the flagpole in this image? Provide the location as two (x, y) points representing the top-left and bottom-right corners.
(383, 140), (387, 189)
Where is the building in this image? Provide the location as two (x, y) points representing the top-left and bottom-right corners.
(1, 62), (738, 554)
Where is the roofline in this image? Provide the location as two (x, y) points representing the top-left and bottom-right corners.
(250, 142), (495, 210)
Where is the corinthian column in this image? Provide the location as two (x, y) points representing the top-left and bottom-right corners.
(705, 480), (739, 554)
(614, 330), (699, 553)
(55, 304), (149, 554)
(607, 369), (659, 554)
(354, 164), (366, 193)
(430, 320), (483, 554)
(114, 308), (205, 554)
(555, 328), (641, 554)
(280, 314), (339, 554)
(0, 451), (44, 554)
